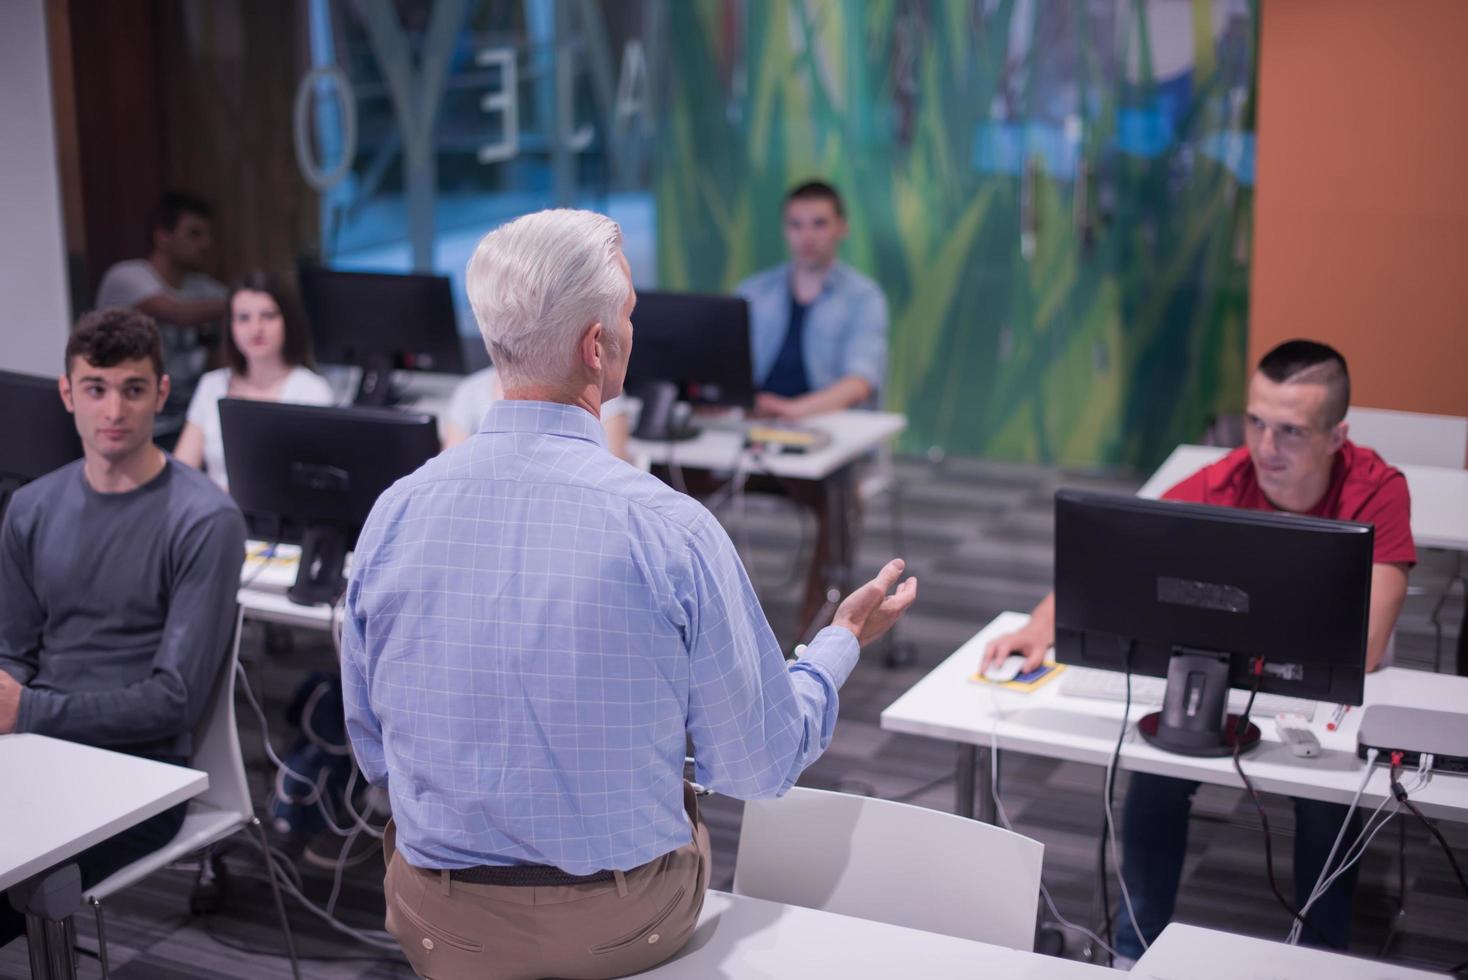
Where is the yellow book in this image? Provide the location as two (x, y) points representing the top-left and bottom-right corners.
(968, 661), (1067, 693)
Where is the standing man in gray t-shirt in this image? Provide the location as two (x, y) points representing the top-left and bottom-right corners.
(95, 192), (229, 419)
(0, 308), (245, 946)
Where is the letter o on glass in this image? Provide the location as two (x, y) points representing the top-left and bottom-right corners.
(293, 66), (358, 191)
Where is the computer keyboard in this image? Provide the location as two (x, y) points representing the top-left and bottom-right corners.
(1059, 667), (1317, 721)
(693, 413), (751, 433)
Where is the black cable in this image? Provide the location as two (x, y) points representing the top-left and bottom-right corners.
(1099, 643), (1132, 961)
(1392, 772), (1468, 905)
(1231, 658), (1325, 945)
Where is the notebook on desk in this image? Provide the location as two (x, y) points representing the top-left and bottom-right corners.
(242, 542), (301, 593)
(745, 424), (832, 453)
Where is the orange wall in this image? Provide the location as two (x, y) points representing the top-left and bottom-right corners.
(1250, 0), (1468, 424)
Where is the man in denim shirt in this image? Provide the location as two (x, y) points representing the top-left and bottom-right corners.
(736, 180), (889, 419)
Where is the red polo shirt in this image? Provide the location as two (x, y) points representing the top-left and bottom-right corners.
(1161, 441), (1416, 567)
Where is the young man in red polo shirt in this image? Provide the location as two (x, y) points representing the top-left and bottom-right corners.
(981, 340), (1414, 958)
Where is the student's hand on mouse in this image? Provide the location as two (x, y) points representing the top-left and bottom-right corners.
(980, 628), (1047, 675)
(754, 393), (801, 419)
(832, 559), (918, 648)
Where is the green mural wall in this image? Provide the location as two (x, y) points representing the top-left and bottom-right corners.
(654, 0), (1255, 470)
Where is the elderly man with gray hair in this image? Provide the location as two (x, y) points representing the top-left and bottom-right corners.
(341, 209), (916, 980)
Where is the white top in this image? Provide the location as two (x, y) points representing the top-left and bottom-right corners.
(1138, 444), (1468, 551)
(444, 365), (629, 439)
(0, 733), (207, 892)
(95, 258), (227, 317)
(642, 890), (1123, 979)
(186, 366), (336, 491)
(1132, 922), (1447, 979)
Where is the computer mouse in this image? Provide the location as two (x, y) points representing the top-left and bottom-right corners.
(983, 654), (1026, 684)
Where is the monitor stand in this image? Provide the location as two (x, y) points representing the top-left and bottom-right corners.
(288, 525), (348, 606)
(354, 354), (398, 406)
(631, 381), (700, 442)
(1137, 649), (1261, 757)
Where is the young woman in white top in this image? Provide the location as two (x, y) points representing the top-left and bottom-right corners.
(175, 271), (335, 490)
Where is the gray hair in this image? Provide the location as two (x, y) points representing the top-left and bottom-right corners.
(465, 209), (628, 389)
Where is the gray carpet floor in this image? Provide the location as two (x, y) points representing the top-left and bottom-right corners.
(4, 453), (1465, 978)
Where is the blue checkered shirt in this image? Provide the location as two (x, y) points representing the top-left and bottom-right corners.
(341, 400), (859, 874)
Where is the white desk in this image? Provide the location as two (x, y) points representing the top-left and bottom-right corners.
(1132, 922), (1448, 978)
(1, 734), (207, 979)
(630, 410), (907, 481)
(642, 890), (1123, 979)
(1139, 444), (1468, 551)
(0, 734), (208, 892)
(881, 613), (1468, 824)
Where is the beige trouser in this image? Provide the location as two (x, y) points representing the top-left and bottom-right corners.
(383, 785), (711, 980)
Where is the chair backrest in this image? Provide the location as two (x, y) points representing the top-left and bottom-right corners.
(189, 606), (252, 819)
(1345, 407), (1468, 469)
(733, 787), (1044, 950)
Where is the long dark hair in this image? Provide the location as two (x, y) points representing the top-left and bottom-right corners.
(222, 270), (316, 376)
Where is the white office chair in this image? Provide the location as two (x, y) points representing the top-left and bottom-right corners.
(1344, 407), (1468, 469)
(83, 608), (301, 979)
(733, 786), (1044, 950)
(1344, 407), (1468, 671)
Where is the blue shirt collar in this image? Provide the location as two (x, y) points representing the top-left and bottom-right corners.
(479, 399), (609, 449)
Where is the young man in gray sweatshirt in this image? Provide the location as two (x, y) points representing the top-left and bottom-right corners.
(0, 308), (245, 946)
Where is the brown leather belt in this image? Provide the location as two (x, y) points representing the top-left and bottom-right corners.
(448, 864), (615, 887)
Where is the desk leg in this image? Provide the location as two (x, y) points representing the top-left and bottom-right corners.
(24, 913), (77, 980)
(977, 749), (997, 824)
(12, 863), (80, 980)
(792, 470), (856, 642)
(955, 745), (998, 824)
(956, 744), (976, 819)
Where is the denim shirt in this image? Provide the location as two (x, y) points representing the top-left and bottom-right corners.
(736, 261), (889, 403)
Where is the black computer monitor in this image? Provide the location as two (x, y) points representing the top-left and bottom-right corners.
(624, 290), (754, 439)
(298, 265), (468, 405)
(0, 369), (83, 521)
(220, 398), (438, 605)
(1053, 489), (1373, 757)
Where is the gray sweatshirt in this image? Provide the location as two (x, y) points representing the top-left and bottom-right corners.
(0, 456), (246, 758)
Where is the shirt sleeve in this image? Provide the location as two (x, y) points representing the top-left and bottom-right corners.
(680, 513), (858, 799)
(838, 284), (888, 393)
(16, 506), (247, 747)
(1161, 468), (1209, 503)
(185, 371), (220, 429)
(289, 369), (337, 407)
(0, 509), (43, 686)
(96, 262), (165, 309)
(340, 520), (387, 787)
(1358, 471), (1417, 567)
